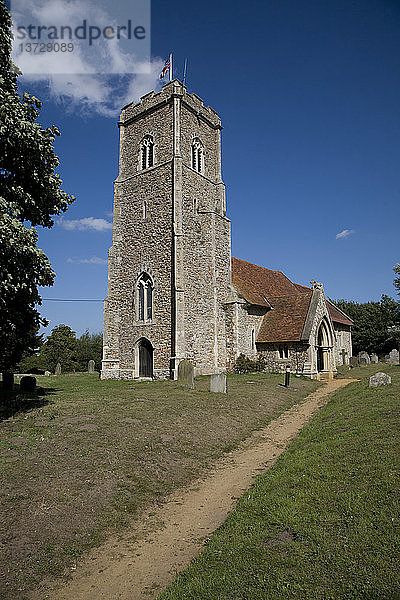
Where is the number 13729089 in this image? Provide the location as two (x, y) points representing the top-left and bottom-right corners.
(19, 42), (74, 53)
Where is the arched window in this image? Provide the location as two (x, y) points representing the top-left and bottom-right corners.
(191, 138), (204, 173)
(140, 135), (154, 170)
(137, 273), (153, 321)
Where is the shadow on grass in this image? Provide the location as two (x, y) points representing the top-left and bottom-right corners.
(0, 386), (58, 421)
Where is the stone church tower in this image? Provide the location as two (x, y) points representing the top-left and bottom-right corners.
(101, 80), (232, 379)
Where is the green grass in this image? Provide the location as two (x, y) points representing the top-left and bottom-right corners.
(0, 371), (319, 599)
(158, 365), (400, 600)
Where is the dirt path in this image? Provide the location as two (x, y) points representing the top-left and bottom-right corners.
(37, 378), (354, 600)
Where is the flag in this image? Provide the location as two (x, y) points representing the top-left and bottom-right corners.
(160, 56), (171, 80)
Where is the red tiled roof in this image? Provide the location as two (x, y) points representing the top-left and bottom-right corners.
(231, 257), (313, 342)
(231, 257), (299, 306)
(327, 301), (354, 326)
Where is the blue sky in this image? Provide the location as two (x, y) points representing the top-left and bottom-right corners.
(10, 0), (400, 337)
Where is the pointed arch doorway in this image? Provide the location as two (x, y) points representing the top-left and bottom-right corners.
(316, 320), (332, 374)
(137, 338), (153, 378)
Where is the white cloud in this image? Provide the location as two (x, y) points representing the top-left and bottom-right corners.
(67, 256), (107, 265)
(60, 217), (112, 231)
(11, 0), (163, 117)
(336, 229), (355, 240)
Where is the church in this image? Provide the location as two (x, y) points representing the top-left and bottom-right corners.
(101, 80), (353, 381)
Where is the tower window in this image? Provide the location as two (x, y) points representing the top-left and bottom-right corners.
(251, 329), (255, 350)
(191, 138), (204, 173)
(140, 135), (154, 170)
(137, 273), (153, 321)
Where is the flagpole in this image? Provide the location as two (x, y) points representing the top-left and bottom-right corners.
(170, 53), (173, 82)
(183, 58), (188, 86)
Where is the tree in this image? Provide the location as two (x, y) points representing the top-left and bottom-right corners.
(76, 331), (103, 371)
(40, 325), (78, 373)
(334, 295), (400, 356)
(394, 264), (400, 296)
(0, 1), (74, 373)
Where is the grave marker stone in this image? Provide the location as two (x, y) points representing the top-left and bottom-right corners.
(369, 372), (391, 387)
(370, 353), (379, 364)
(178, 360), (194, 389)
(88, 360), (95, 374)
(358, 351), (370, 365)
(349, 356), (358, 368)
(20, 376), (37, 393)
(388, 349), (399, 365)
(55, 363), (62, 376)
(210, 373), (227, 393)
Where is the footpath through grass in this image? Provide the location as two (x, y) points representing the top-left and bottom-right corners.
(0, 371), (318, 600)
(159, 364), (400, 600)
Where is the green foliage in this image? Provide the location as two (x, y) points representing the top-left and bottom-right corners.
(235, 353), (265, 374)
(75, 330), (103, 371)
(394, 263), (400, 296)
(334, 295), (400, 355)
(0, 1), (74, 372)
(40, 324), (78, 373)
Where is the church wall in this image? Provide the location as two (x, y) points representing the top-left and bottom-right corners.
(333, 324), (352, 365)
(229, 302), (267, 365)
(257, 343), (309, 373)
(178, 100), (231, 375)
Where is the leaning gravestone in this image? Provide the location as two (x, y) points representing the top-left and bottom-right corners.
(349, 356), (358, 368)
(88, 360), (95, 374)
(20, 376), (37, 393)
(388, 349), (399, 365)
(210, 373), (227, 393)
(370, 353), (379, 364)
(178, 360), (194, 389)
(358, 351), (371, 365)
(369, 372), (391, 387)
(55, 363), (62, 376)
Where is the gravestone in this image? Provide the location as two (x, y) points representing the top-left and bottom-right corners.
(358, 351), (370, 365)
(349, 356), (358, 368)
(178, 360), (194, 389)
(20, 376), (37, 393)
(388, 349), (399, 365)
(369, 372), (391, 387)
(359, 357), (367, 366)
(370, 353), (378, 364)
(210, 373), (227, 393)
(2, 372), (14, 390)
(45, 371), (51, 376)
(88, 360), (95, 374)
(55, 363), (62, 376)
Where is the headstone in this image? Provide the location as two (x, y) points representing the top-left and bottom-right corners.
(88, 360), (95, 374)
(349, 356), (358, 368)
(369, 372), (391, 387)
(359, 357), (367, 367)
(55, 363), (62, 376)
(370, 353), (379, 364)
(177, 360), (194, 389)
(45, 371), (51, 376)
(19, 376), (37, 393)
(2, 372), (14, 390)
(388, 349), (400, 365)
(358, 351), (370, 365)
(210, 373), (227, 393)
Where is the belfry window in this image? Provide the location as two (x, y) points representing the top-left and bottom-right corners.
(137, 273), (153, 321)
(141, 135), (154, 170)
(191, 138), (204, 173)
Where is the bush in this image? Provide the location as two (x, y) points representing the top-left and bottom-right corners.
(235, 353), (265, 374)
